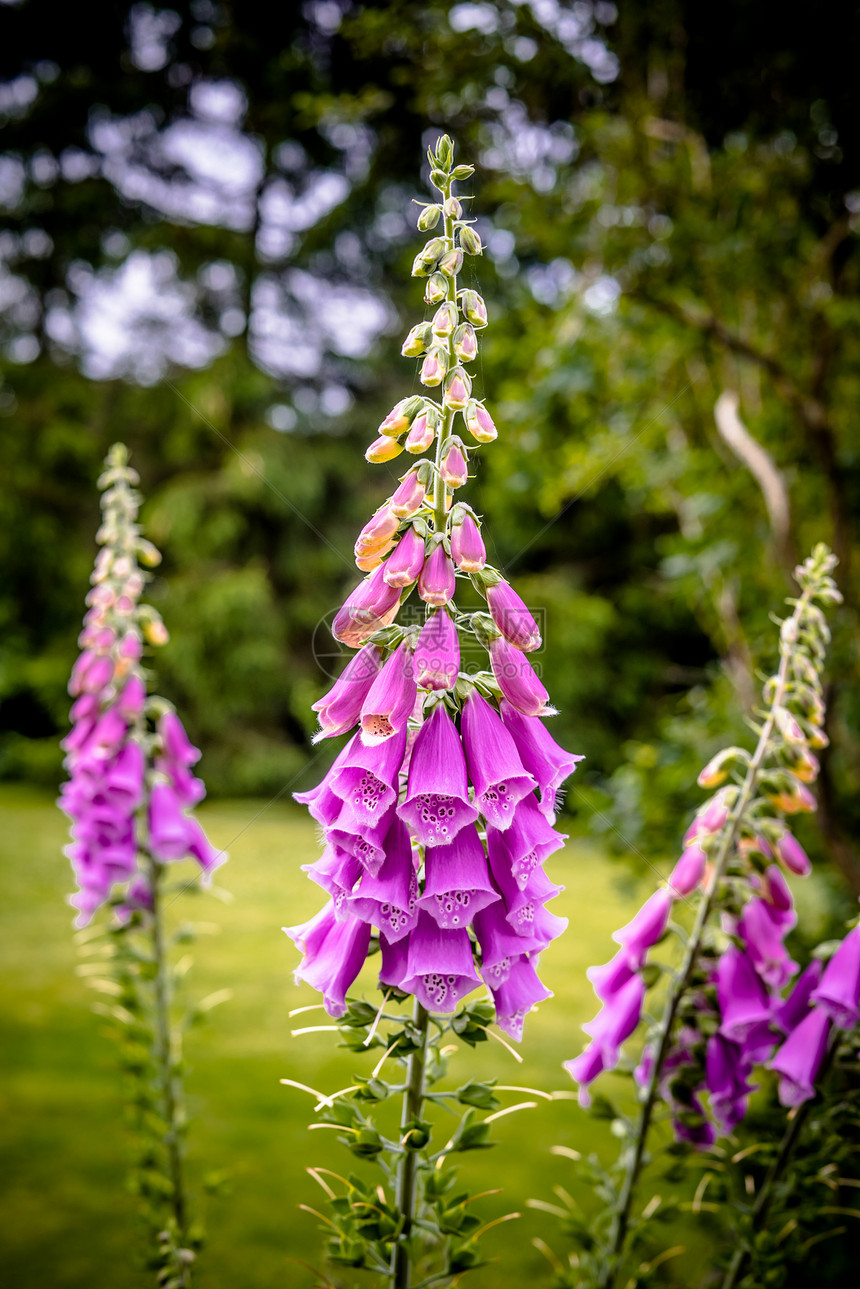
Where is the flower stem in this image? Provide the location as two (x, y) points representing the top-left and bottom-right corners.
(391, 1000), (431, 1289)
(148, 855), (191, 1283)
(597, 587), (813, 1289)
(433, 185), (457, 537)
(719, 1032), (840, 1289)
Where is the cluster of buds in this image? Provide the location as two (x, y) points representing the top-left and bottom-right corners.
(566, 545), (846, 1137)
(59, 445), (223, 926)
(289, 137), (582, 1040)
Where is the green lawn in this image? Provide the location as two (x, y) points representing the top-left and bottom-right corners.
(1, 784), (692, 1288)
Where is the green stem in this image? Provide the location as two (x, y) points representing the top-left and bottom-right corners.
(720, 1033), (841, 1289)
(391, 1000), (431, 1289)
(432, 186), (458, 537)
(597, 588), (813, 1289)
(148, 855), (191, 1283)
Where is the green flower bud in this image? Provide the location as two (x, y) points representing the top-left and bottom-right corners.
(451, 164), (475, 181)
(430, 168), (448, 190)
(424, 272), (448, 305)
(432, 301), (458, 337)
(458, 225), (482, 256)
(411, 237), (446, 278)
(435, 135), (454, 169)
(444, 196), (462, 218)
(459, 289), (488, 328)
(401, 322), (434, 357)
(439, 248), (464, 277)
(417, 204), (442, 231)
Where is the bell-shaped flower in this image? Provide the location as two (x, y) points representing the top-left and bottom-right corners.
(332, 564), (402, 648)
(359, 643), (417, 746)
(382, 527), (425, 588)
(348, 815), (418, 942)
(117, 676), (146, 721)
(774, 830), (812, 877)
(303, 844), (364, 918)
(582, 973), (645, 1064)
(399, 702), (478, 847)
(399, 911), (481, 1012)
(327, 809), (392, 879)
(668, 845), (707, 897)
(705, 1033), (756, 1133)
(450, 507), (486, 572)
(487, 794), (566, 891)
(611, 889), (673, 969)
(294, 736), (359, 829)
(716, 946), (772, 1043)
(473, 897), (547, 985)
(770, 1006), (831, 1106)
(418, 542), (456, 606)
(69, 649), (114, 697)
(148, 782), (193, 861)
(739, 897), (798, 990)
(461, 690), (536, 830)
(774, 959), (824, 1034)
(587, 950), (636, 1003)
(810, 926), (860, 1029)
(499, 701), (583, 820)
(413, 610), (460, 691)
(486, 582), (542, 653)
(563, 1041), (606, 1108)
(354, 506), (399, 563)
(489, 635), (553, 717)
(104, 742), (145, 810)
(488, 954), (552, 1041)
(418, 824), (498, 930)
(185, 816), (225, 879)
(311, 644), (383, 743)
(285, 901), (372, 1019)
(330, 726), (408, 832)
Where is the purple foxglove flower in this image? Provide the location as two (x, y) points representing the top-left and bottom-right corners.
(774, 830), (812, 877)
(486, 795), (566, 891)
(486, 582), (542, 653)
(116, 875), (154, 923)
(418, 824), (498, 930)
(810, 927), (860, 1029)
(382, 528), (426, 588)
(378, 398), (412, 436)
(668, 845), (707, 897)
(563, 1042), (606, 1108)
(327, 808), (392, 878)
(332, 564), (402, 648)
(684, 789), (732, 844)
(418, 543), (456, 607)
(348, 815), (418, 942)
(741, 1018), (779, 1066)
(775, 959), (824, 1034)
(413, 610), (460, 691)
(354, 507), (400, 561)
(293, 736), (359, 829)
(69, 650), (114, 697)
(104, 742), (145, 809)
(739, 898), (798, 989)
(311, 644), (383, 743)
(70, 693), (100, 724)
(587, 951), (636, 1003)
(378, 927), (410, 991)
(82, 708), (128, 764)
(499, 701), (583, 821)
(390, 468), (428, 518)
(463, 399), (497, 443)
(399, 911), (481, 1012)
(716, 946), (772, 1043)
(474, 896), (548, 987)
(488, 954), (552, 1041)
(673, 1100), (717, 1150)
(461, 691), (536, 830)
(285, 902), (372, 1019)
(156, 756), (206, 808)
(359, 643), (417, 746)
(117, 676), (146, 720)
(582, 973), (645, 1064)
(398, 703), (478, 847)
(611, 889), (673, 968)
(489, 635), (553, 717)
(439, 439), (468, 487)
(450, 508), (486, 572)
(706, 1033), (755, 1132)
(770, 1006), (831, 1106)
(148, 783), (193, 861)
(185, 817), (225, 879)
(304, 844), (364, 918)
(330, 726), (408, 832)
(486, 840), (567, 945)
(158, 711), (202, 767)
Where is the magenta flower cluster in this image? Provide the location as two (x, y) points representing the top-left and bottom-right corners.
(59, 448), (222, 926)
(287, 148), (582, 1038)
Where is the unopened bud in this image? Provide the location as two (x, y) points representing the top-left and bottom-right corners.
(774, 831), (812, 877)
(451, 164), (475, 181)
(453, 322), (478, 363)
(355, 507), (400, 560)
(459, 225), (482, 256)
(459, 289), (488, 328)
(356, 542), (394, 572)
(405, 409), (438, 453)
(411, 237), (446, 277)
(432, 302), (458, 337)
(430, 167), (448, 190)
(444, 196), (462, 218)
(366, 436), (406, 464)
(444, 367), (472, 410)
(450, 506), (486, 572)
(420, 347), (448, 387)
(137, 539), (162, 567)
(435, 135), (454, 169)
(440, 438), (468, 488)
(439, 248), (463, 277)
(668, 846), (707, 897)
(697, 746), (746, 789)
(424, 273), (448, 305)
(390, 468), (429, 518)
(418, 541), (456, 606)
(401, 322), (433, 357)
(417, 204), (442, 231)
(463, 399), (497, 443)
(143, 618), (169, 646)
(774, 706), (807, 744)
(378, 398), (412, 438)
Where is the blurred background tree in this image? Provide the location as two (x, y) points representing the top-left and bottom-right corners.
(1, 0), (858, 889)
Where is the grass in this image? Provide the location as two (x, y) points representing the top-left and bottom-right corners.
(1, 784), (696, 1288)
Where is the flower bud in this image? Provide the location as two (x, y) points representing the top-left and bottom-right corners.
(418, 542), (456, 606)
(432, 302), (458, 336)
(444, 196), (462, 218)
(401, 322), (433, 357)
(366, 436), (405, 464)
(488, 635), (553, 717)
(332, 564), (402, 647)
(417, 204), (442, 231)
(137, 538), (162, 567)
(420, 347), (448, 387)
(440, 438), (468, 488)
(356, 543), (394, 572)
(411, 237), (446, 277)
(413, 609), (459, 691)
(697, 746), (746, 789)
(463, 399), (497, 442)
(668, 846), (707, 897)
(435, 135), (454, 169)
(450, 506), (486, 572)
(459, 289), (488, 328)
(453, 322), (478, 363)
(354, 507), (400, 563)
(451, 163), (474, 181)
(774, 831), (812, 877)
(774, 706), (807, 745)
(405, 409), (438, 454)
(143, 618), (169, 646)
(390, 467), (429, 518)
(439, 247), (464, 277)
(459, 225), (482, 256)
(424, 272), (448, 305)
(486, 581), (542, 652)
(444, 367), (471, 410)
(383, 527), (426, 588)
